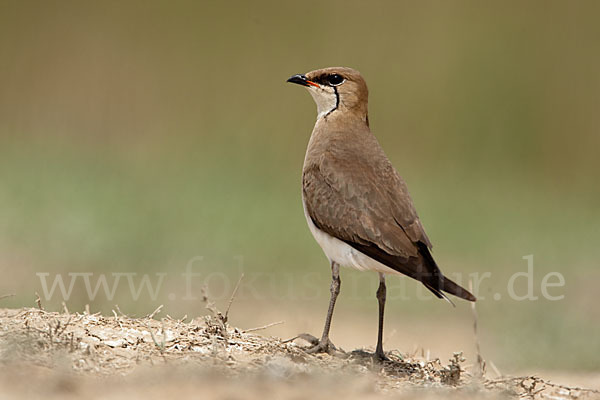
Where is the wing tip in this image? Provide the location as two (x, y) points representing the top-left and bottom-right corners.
(441, 276), (477, 302)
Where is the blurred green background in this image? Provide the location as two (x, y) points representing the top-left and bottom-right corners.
(0, 0), (599, 373)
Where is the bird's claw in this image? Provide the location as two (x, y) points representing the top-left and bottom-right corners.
(350, 348), (391, 363)
(374, 351), (390, 362)
(295, 333), (343, 356)
(305, 339), (336, 355)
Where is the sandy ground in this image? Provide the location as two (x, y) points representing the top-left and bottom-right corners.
(0, 306), (598, 400)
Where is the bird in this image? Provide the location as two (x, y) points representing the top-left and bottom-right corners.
(286, 67), (476, 361)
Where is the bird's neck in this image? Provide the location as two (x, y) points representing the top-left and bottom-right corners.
(304, 110), (372, 167)
(315, 108), (369, 129)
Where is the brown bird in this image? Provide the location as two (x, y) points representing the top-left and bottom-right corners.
(287, 67), (476, 361)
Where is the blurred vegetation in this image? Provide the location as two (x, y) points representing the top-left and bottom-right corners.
(0, 0), (599, 371)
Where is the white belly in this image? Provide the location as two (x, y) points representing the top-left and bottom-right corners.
(302, 198), (400, 275)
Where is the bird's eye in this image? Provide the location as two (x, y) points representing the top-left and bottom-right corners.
(327, 74), (344, 86)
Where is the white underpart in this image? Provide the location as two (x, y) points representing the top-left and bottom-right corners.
(302, 197), (400, 275)
(306, 85), (337, 120)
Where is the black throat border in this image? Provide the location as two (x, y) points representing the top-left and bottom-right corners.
(323, 86), (339, 119)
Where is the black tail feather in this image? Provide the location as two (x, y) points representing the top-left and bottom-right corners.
(343, 238), (477, 302)
(439, 275), (476, 302)
(418, 242), (476, 302)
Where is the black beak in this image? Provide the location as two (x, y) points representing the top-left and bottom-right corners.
(286, 74), (309, 86)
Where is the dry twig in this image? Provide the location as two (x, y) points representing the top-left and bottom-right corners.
(243, 320), (284, 333)
(469, 280), (486, 377)
(224, 273), (244, 323)
(34, 292), (43, 310)
(146, 304), (164, 320)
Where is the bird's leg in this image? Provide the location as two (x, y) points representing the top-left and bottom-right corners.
(306, 261), (341, 355)
(375, 273), (390, 361)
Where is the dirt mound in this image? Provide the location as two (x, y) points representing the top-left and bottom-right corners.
(0, 307), (597, 400)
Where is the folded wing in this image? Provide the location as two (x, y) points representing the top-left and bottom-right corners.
(303, 146), (475, 302)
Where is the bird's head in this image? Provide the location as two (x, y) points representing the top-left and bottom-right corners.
(287, 67), (368, 122)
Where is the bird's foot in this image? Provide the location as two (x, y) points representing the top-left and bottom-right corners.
(350, 348), (391, 363)
(374, 350), (390, 363)
(295, 333), (343, 356)
(305, 339), (338, 355)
